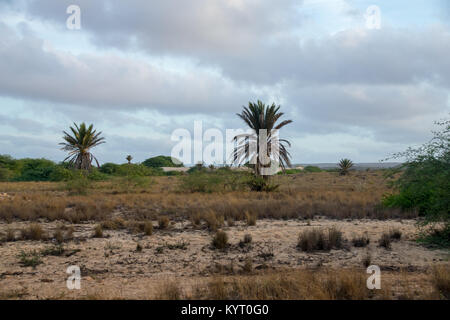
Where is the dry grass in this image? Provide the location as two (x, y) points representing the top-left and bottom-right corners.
(151, 267), (446, 300)
(297, 227), (344, 252)
(158, 216), (170, 229)
(0, 172), (413, 225)
(194, 269), (379, 300)
(212, 230), (229, 250)
(20, 223), (46, 241)
(93, 224), (103, 238)
(432, 265), (450, 299)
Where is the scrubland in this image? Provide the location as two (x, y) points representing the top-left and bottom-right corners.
(0, 171), (448, 300)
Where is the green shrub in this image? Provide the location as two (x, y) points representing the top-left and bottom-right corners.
(15, 158), (56, 181)
(245, 175), (279, 192)
(18, 250), (42, 268)
(0, 168), (13, 181)
(87, 168), (109, 181)
(179, 172), (223, 193)
(303, 166), (322, 173)
(64, 174), (92, 195)
(277, 169), (303, 175)
(384, 118), (449, 247)
(49, 166), (74, 182)
(142, 156), (183, 168)
(99, 162), (120, 175)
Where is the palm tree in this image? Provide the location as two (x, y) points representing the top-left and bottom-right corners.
(60, 123), (105, 170)
(126, 155), (133, 164)
(338, 158), (354, 175)
(233, 101), (292, 178)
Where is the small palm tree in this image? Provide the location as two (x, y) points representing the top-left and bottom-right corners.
(60, 123), (105, 170)
(339, 158), (354, 175)
(233, 101), (292, 178)
(126, 155), (133, 164)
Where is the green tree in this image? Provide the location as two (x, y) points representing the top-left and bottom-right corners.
(142, 156), (183, 168)
(338, 158), (354, 176)
(60, 123), (105, 170)
(384, 118), (449, 246)
(233, 101), (292, 179)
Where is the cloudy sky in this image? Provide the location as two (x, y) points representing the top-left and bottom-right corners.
(0, 0), (449, 165)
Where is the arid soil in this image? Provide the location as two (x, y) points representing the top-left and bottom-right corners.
(0, 218), (448, 299)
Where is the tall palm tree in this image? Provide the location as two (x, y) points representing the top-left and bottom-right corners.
(233, 101), (292, 178)
(126, 155), (133, 164)
(60, 123), (105, 170)
(338, 158), (354, 176)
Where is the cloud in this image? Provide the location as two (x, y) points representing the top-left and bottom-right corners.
(0, 1), (448, 163)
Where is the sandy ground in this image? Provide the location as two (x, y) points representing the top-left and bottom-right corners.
(0, 218), (448, 299)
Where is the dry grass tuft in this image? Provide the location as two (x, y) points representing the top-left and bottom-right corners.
(21, 223), (46, 241)
(297, 227), (344, 252)
(212, 230), (228, 250)
(245, 211), (257, 226)
(155, 281), (183, 300)
(378, 232), (392, 249)
(93, 224), (103, 238)
(158, 216), (170, 230)
(432, 265), (450, 299)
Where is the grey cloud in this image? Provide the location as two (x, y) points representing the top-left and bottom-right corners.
(21, 1), (450, 87)
(0, 23), (257, 114)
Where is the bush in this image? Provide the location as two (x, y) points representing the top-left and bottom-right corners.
(87, 168), (109, 181)
(203, 211), (223, 232)
(158, 216), (170, 229)
(239, 234), (253, 248)
(15, 158), (56, 181)
(352, 235), (370, 247)
(64, 174), (92, 195)
(18, 250), (42, 268)
(389, 228), (402, 240)
(297, 228), (344, 252)
(179, 172), (223, 193)
(378, 232), (391, 249)
(49, 166), (74, 182)
(417, 225), (450, 248)
(245, 211), (257, 226)
(21, 224), (46, 241)
(303, 166), (322, 173)
(93, 225), (103, 238)
(143, 156), (183, 168)
(384, 118), (449, 246)
(0, 168), (13, 181)
(118, 175), (153, 192)
(245, 175), (279, 192)
(277, 169), (303, 175)
(144, 221), (153, 236)
(212, 231), (228, 250)
(99, 163), (120, 175)
(432, 265), (450, 299)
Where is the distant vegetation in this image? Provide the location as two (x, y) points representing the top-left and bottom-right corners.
(142, 155), (183, 168)
(0, 155), (183, 182)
